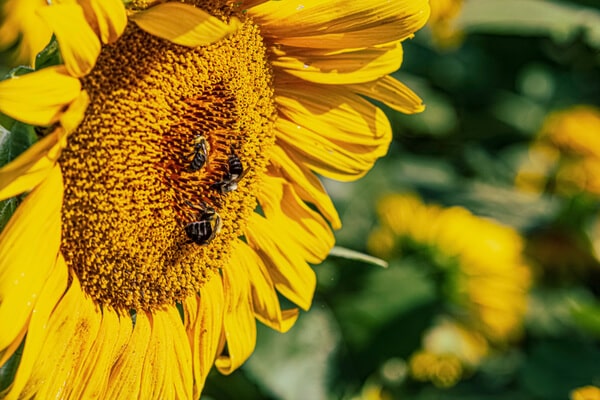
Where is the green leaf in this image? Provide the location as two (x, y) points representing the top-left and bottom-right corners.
(328, 246), (388, 268)
(2, 65), (34, 80)
(0, 197), (19, 232)
(332, 259), (437, 353)
(0, 118), (38, 168)
(0, 341), (23, 392)
(34, 36), (62, 71)
(0, 118), (38, 231)
(571, 300), (600, 339)
(243, 307), (339, 400)
(519, 339), (600, 400)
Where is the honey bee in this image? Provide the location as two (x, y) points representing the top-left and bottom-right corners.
(187, 135), (209, 172)
(211, 146), (247, 193)
(184, 203), (222, 246)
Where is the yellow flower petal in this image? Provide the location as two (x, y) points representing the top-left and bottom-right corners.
(0, 165), (62, 352)
(272, 42), (404, 85)
(245, 213), (316, 311)
(164, 307), (194, 400)
(215, 244), (256, 375)
(237, 241), (299, 333)
(106, 312), (151, 400)
(249, 0), (430, 42)
(2, 256), (68, 400)
(19, 276), (102, 400)
(69, 306), (132, 400)
(0, 90), (88, 201)
(350, 75), (425, 114)
(0, 65), (81, 126)
(268, 23), (420, 49)
(37, 3), (101, 77)
(79, 0), (127, 44)
(138, 308), (193, 400)
(130, 2), (241, 48)
(268, 145), (341, 229)
(277, 80), (392, 147)
(185, 273), (224, 399)
(0, 132), (57, 201)
(275, 84), (392, 181)
(138, 313), (168, 399)
(0, 0), (52, 66)
(259, 175), (334, 264)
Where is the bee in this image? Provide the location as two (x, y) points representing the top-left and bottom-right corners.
(187, 135), (209, 172)
(211, 146), (248, 193)
(184, 203), (222, 246)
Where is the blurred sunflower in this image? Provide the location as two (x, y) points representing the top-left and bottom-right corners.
(427, 0), (464, 49)
(0, 0), (430, 398)
(516, 105), (600, 197)
(571, 385), (600, 400)
(368, 193), (532, 343)
(408, 318), (488, 388)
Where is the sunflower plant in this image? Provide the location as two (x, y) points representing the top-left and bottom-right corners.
(0, 0), (430, 398)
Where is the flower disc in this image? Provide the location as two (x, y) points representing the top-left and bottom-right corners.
(59, 19), (276, 311)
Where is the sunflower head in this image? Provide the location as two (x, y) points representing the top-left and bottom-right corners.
(0, 0), (430, 398)
(516, 105), (600, 197)
(369, 193), (532, 343)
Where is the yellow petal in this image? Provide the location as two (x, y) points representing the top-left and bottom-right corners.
(0, 132), (57, 200)
(245, 213), (316, 311)
(130, 2), (241, 48)
(184, 272), (224, 399)
(3, 256), (68, 400)
(274, 83), (392, 181)
(236, 241), (299, 333)
(138, 308), (192, 400)
(163, 307), (193, 400)
(0, 0), (52, 66)
(0, 165), (62, 351)
(350, 75), (425, 114)
(79, 0), (127, 44)
(249, 0), (430, 42)
(215, 243), (256, 375)
(272, 42), (404, 85)
(268, 146), (341, 229)
(69, 307), (133, 400)
(0, 90), (88, 200)
(19, 276), (102, 400)
(106, 312), (152, 400)
(267, 22), (421, 50)
(276, 80), (392, 147)
(258, 175), (334, 264)
(37, 3), (101, 77)
(0, 65), (81, 126)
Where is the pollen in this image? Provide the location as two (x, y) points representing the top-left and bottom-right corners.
(58, 17), (276, 311)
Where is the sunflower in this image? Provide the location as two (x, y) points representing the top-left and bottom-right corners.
(571, 385), (600, 400)
(515, 105), (600, 197)
(427, 0), (464, 49)
(368, 193), (532, 343)
(408, 318), (488, 388)
(0, 0), (430, 398)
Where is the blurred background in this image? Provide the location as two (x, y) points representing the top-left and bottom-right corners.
(202, 0), (600, 399)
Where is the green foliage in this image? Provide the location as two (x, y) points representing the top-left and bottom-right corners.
(0, 341), (23, 392)
(34, 36), (61, 70)
(0, 118), (37, 231)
